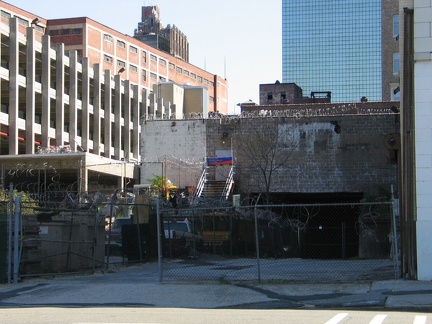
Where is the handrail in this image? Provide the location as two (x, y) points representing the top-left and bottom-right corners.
(193, 167), (207, 198)
(221, 166), (234, 200)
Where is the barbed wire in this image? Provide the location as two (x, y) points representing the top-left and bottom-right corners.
(36, 145), (77, 154)
(4, 161), (115, 211)
(141, 104), (398, 124)
(141, 154), (205, 168)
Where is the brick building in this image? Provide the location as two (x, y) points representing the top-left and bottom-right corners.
(259, 82), (331, 105)
(45, 14), (227, 114)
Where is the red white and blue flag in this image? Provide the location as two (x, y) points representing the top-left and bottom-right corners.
(206, 157), (233, 166)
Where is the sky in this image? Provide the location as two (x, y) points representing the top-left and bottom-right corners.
(9, 0), (282, 114)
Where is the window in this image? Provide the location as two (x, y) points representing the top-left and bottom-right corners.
(1, 11), (11, 19)
(118, 60), (125, 67)
(391, 84), (400, 101)
(150, 54), (157, 62)
(104, 55), (113, 63)
(176, 67), (182, 73)
(160, 59), (166, 66)
(17, 16), (28, 26)
(183, 70), (189, 76)
(104, 34), (113, 42)
(142, 70), (147, 81)
(209, 81), (214, 87)
(49, 30), (60, 36)
(1, 103), (8, 113)
(198, 76), (203, 82)
(62, 29), (70, 35)
(160, 76), (166, 82)
(130, 64), (137, 72)
(393, 15), (399, 38)
(117, 40), (126, 48)
(72, 28), (82, 35)
(281, 92), (287, 102)
(130, 45), (137, 53)
(142, 51), (147, 63)
(191, 73), (196, 80)
(267, 92), (273, 101)
(35, 25), (44, 33)
(204, 79), (209, 85)
(393, 52), (400, 75)
(169, 63), (175, 70)
(150, 72), (157, 80)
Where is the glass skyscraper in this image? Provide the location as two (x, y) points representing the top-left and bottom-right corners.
(282, 0), (382, 102)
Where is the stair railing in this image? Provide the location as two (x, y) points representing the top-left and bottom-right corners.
(221, 166), (234, 200)
(193, 167), (207, 199)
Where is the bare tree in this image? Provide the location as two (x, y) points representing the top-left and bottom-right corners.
(233, 123), (298, 203)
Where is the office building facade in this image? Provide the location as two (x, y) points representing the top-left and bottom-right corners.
(282, 0), (398, 103)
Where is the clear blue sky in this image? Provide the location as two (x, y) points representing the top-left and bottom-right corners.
(9, 0), (282, 114)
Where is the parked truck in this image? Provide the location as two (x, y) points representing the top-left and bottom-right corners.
(163, 219), (203, 257)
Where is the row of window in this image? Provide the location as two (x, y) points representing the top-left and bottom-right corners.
(172, 64), (211, 86)
(104, 34), (138, 53)
(49, 28), (83, 36)
(102, 33), (213, 87)
(1, 10), (44, 32)
(104, 54), (146, 81)
(267, 92), (288, 102)
(104, 57), (212, 86)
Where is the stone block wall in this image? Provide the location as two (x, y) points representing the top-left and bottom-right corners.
(206, 114), (399, 198)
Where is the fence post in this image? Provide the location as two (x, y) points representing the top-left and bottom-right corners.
(105, 201), (113, 269)
(8, 183), (13, 284)
(391, 185), (400, 277)
(254, 203), (261, 283)
(157, 196), (163, 282)
(106, 189), (120, 269)
(13, 195), (22, 284)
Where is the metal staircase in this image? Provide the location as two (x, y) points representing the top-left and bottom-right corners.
(193, 166), (234, 202)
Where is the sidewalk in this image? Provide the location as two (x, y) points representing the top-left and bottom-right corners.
(0, 263), (432, 311)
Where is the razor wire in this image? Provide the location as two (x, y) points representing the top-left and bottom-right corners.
(158, 201), (398, 283)
(141, 104), (399, 123)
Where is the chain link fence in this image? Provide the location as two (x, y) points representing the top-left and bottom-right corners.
(7, 190), (399, 284)
(0, 202), (7, 283)
(158, 201), (399, 283)
(17, 203), (103, 278)
(5, 187), (134, 281)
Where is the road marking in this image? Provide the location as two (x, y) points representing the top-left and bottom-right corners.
(369, 314), (387, 324)
(324, 313), (348, 324)
(414, 315), (427, 324)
